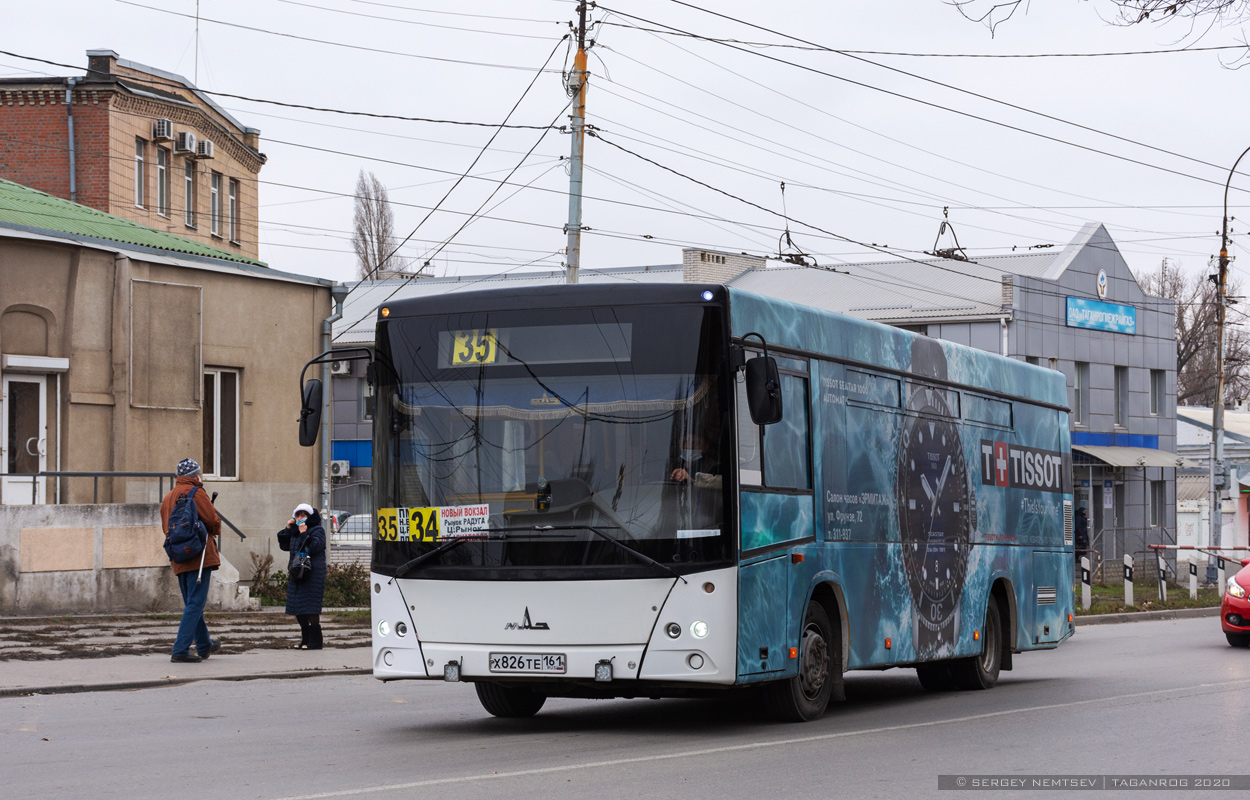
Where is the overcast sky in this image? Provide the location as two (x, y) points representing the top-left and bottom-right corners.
(4, 0), (1248, 292)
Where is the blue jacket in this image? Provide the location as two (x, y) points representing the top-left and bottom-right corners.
(278, 510), (327, 615)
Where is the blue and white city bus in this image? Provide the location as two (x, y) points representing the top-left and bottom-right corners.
(299, 283), (1074, 721)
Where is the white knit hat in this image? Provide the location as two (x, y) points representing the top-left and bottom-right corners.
(293, 503), (315, 518)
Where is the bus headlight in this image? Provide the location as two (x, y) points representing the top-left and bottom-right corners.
(377, 619), (390, 637)
(691, 620), (709, 639)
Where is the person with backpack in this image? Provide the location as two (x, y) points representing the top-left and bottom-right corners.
(159, 458), (223, 663)
(277, 503), (327, 649)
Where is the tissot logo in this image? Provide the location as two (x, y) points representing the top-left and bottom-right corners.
(980, 440), (1070, 494)
(504, 607), (550, 631)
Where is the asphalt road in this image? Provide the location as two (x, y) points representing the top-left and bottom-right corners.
(3, 617), (1248, 800)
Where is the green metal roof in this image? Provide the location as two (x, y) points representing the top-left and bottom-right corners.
(0, 178), (266, 268)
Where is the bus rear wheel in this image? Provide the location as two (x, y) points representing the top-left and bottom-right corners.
(950, 599), (1002, 691)
(475, 682), (547, 718)
(915, 662), (956, 692)
(765, 601), (838, 722)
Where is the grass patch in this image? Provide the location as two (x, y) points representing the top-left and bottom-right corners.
(1074, 581), (1222, 615)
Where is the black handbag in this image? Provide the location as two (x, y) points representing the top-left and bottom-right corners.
(289, 531), (313, 582)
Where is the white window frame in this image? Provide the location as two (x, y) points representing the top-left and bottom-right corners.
(134, 138), (146, 208)
(228, 178), (239, 243)
(1074, 362), (1089, 425)
(203, 367), (240, 480)
(1114, 366), (1128, 427)
(1150, 480), (1165, 527)
(184, 160), (196, 228)
(1150, 369), (1164, 416)
(210, 172), (222, 236)
(156, 148), (169, 217)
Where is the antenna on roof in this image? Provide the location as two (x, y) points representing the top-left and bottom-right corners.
(925, 207), (970, 262)
(776, 183), (816, 267)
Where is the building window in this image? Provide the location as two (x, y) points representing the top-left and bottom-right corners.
(1150, 480), (1165, 527)
(359, 379), (374, 422)
(1150, 369), (1164, 416)
(228, 179), (239, 243)
(1114, 366), (1128, 427)
(156, 148), (169, 216)
(134, 138), (146, 208)
(210, 172), (222, 236)
(1026, 356), (1040, 366)
(203, 369), (239, 479)
(184, 161), (197, 228)
(1074, 362), (1089, 425)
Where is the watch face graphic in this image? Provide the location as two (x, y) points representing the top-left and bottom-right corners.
(897, 338), (973, 657)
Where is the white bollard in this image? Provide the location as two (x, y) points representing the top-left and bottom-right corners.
(1124, 553), (1134, 607)
(1189, 557), (1198, 600)
(1218, 556), (1227, 596)
(1157, 553), (1168, 604)
(1081, 555), (1091, 611)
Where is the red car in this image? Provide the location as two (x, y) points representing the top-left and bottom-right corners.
(1222, 558), (1250, 647)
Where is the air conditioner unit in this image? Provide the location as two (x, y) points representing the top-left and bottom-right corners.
(329, 360), (351, 376)
(195, 139), (215, 160)
(329, 460), (350, 478)
(152, 118), (174, 141)
(174, 131), (196, 154)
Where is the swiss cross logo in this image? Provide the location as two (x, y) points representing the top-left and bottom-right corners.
(994, 442), (1009, 487)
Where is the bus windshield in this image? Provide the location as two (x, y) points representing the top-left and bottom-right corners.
(371, 303), (732, 579)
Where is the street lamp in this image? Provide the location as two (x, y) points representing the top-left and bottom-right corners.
(1211, 144), (1250, 552)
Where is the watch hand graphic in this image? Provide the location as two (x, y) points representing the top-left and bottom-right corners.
(921, 474), (936, 507)
(933, 456), (952, 510)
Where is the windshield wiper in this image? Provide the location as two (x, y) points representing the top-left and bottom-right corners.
(485, 525), (688, 584)
(387, 530), (577, 582)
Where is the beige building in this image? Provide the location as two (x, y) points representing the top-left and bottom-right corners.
(0, 49), (264, 260)
(0, 177), (333, 579)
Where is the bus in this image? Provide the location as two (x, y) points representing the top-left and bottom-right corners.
(299, 283), (1074, 721)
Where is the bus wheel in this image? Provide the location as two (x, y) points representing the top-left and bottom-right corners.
(766, 601), (837, 722)
(915, 662), (955, 692)
(475, 682), (547, 718)
(951, 599), (1002, 691)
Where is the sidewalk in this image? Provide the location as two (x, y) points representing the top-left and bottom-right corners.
(0, 646), (372, 698)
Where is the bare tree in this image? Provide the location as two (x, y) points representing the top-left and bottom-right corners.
(1138, 258), (1250, 407)
(950, 1), (1250, 59)
(351, 170), (410, 281)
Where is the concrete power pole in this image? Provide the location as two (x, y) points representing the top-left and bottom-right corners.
(565, 1), (589, 284)
(1212, 144), (1250, 553)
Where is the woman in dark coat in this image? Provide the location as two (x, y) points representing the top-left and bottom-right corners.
(277, 503), (327, 649)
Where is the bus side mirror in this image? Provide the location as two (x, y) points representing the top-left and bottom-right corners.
(745, 355), (783, 425)
(299, 378), (323, 447)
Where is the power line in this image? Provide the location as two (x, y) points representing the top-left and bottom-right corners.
(595, 2), (1246, 191)
(115, 0), (568, 74)
(0, 50), (560, 130)
(597, 19), (1245, 58)
(351, 0), (563, 24)
(275, 0), (564, 40)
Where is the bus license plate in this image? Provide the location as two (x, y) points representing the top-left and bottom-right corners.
(488, 653), (566, 674)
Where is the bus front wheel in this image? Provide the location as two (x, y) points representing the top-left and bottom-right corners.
(950, 599), (1002, 690)
(475, 682), (547, 718)
(765, 601), (839, 722)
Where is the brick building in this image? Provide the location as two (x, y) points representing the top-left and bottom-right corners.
(0, 49), (264, 260)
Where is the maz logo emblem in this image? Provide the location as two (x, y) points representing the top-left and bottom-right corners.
(504, 607), (549, 630)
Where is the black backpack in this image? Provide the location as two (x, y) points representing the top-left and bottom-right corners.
(164, 486), (209, 563)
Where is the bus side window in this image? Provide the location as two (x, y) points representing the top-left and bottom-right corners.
(763, 374), (811, 490)
(737, 373), (812, 490)
(736, 377), (762, 486)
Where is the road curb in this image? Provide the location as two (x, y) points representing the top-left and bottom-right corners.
(1077, 606), (1221, 626)
(0, 667), (373, 699)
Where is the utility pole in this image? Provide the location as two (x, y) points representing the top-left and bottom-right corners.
(1211, 144), (1250, 553)
(564, 1), (589, 284)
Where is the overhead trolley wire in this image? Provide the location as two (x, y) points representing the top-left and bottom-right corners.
(115, 1), (568, 74)
(0, 50), (562, 131)
(594, 2), (1248, 191)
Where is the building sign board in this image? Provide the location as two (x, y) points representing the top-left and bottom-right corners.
(1066, 297), (1136, 334)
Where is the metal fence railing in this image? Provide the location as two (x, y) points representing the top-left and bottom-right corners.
(1, 471), (176, 505)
